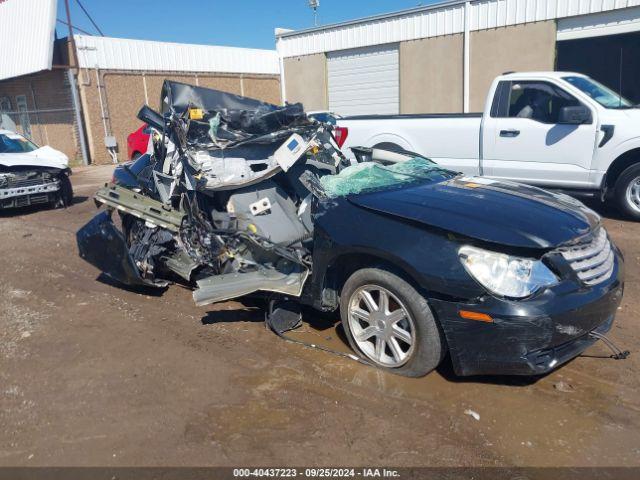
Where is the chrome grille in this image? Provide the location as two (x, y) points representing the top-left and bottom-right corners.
(558, 229), (614, 286)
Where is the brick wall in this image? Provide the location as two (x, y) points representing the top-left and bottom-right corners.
(0, 69), (81, 162)
(77, 70), (281, 165)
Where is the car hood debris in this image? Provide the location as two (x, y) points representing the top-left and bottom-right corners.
(0, 145), (69, 170)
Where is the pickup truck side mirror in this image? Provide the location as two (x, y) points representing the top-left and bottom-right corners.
(558, 105), (592, 125)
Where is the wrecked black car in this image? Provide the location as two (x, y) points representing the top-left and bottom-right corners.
(77, 81), (625, 377)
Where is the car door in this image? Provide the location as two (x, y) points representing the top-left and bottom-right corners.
(482, 80), (597, 187)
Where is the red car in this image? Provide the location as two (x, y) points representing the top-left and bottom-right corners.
(126, 124), (151, 160)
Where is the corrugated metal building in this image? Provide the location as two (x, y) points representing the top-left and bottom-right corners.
(276, 0), (640, 116)
(0, 0), (57, 81)
(0, 0), (83, 163)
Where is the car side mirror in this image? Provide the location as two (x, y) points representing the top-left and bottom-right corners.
(558, 105), (592, 124)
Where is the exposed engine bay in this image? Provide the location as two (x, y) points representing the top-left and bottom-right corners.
(77, 81), (350, 306)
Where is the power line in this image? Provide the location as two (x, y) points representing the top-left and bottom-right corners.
(74, 0), (104, 36)
(56, 18), (93, 36)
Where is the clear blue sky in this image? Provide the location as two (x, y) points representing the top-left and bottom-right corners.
(56, 0), (440, 50)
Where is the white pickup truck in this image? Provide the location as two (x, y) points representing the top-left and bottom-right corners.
(338, 72), (640, 219)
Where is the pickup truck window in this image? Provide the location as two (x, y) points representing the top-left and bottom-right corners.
(563, 76), (633, 109)
(491, 81), (582, 124)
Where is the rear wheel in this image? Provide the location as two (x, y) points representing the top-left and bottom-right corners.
(340, 267), (444, 377)
(614, 163), (640, 220)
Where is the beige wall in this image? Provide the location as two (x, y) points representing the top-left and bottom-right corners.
(78, 71), (281, 165)
(283, 54), (327, 111)
(470, 21), (556, 111)
(0, 69), (81, 163)
(400, 34), (464, 114)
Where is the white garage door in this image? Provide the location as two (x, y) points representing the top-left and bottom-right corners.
(327, 45), (399, 116)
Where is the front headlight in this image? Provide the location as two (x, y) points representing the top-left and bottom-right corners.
(459, 245), (558, 299)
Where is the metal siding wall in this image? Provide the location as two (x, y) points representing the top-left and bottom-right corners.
(327, 46), (399, 116)
(0, 0), (57, 81)
(74, 35), (280, 75)
(277, 0), (640, 57)
(557, 5), (640, 39)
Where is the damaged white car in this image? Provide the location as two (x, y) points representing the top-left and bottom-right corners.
(0, 129), (73, 210)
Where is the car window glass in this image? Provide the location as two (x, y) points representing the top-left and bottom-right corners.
(506, 81), (581, 123)
(563, 75), (633, 108)
(490, 81), (511, 118)
(0, 133), (39, 153)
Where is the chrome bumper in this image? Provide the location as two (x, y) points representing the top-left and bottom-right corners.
(0, 181), (60, 200)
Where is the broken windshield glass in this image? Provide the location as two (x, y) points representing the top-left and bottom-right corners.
(319, 157), (455, 197)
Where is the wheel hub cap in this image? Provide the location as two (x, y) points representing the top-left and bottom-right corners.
(626, 177), (640, 214)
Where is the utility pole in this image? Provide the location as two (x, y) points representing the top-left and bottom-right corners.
(64, 0), (90, 165)
(64, 0), (77, 73)
(308, 0), (319, 26)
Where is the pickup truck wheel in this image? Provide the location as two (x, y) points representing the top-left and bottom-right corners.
(340, 267), (444, 377)
(614, 164), (640, 220)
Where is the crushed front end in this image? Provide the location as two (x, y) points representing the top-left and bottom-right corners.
(77, 80), (345, 305)
(0, 167), (67, 209)
(430, 227), (625, 376)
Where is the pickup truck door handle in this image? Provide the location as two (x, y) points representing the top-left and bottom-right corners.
(500, 129), (520, 138)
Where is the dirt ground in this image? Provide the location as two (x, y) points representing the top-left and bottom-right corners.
(1, 165), (639, 468)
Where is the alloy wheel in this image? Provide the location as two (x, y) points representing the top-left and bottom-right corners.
(625, 176), (640, 214)
(347, 284), (416, 367)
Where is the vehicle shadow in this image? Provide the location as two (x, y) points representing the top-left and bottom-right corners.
(71, 195), (89, 205)
(580, 197), (628, 221)
(95, 272), (167, 297)
(436, 356), (541, 386)
(201, 306), (265, 325)
(201, 296), (266, 325)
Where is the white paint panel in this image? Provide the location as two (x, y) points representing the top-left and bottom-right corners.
(74, 35), (279, 75)
(327, 45), (399, 116)
(0, 0), (56, 81)
(557, 5), (640, 39)
(277, 0), (640, 58)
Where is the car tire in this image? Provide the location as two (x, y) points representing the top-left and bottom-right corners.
(340, 267), (445, 377)
(614, 163), (640, 220)
(57, 173), (74, 207)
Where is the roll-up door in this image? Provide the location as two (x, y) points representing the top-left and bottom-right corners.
(327, 45), (399, 116)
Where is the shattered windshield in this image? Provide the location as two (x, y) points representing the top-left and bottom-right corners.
(0, 133), (39, 153)
(320, 157), (456, 197)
